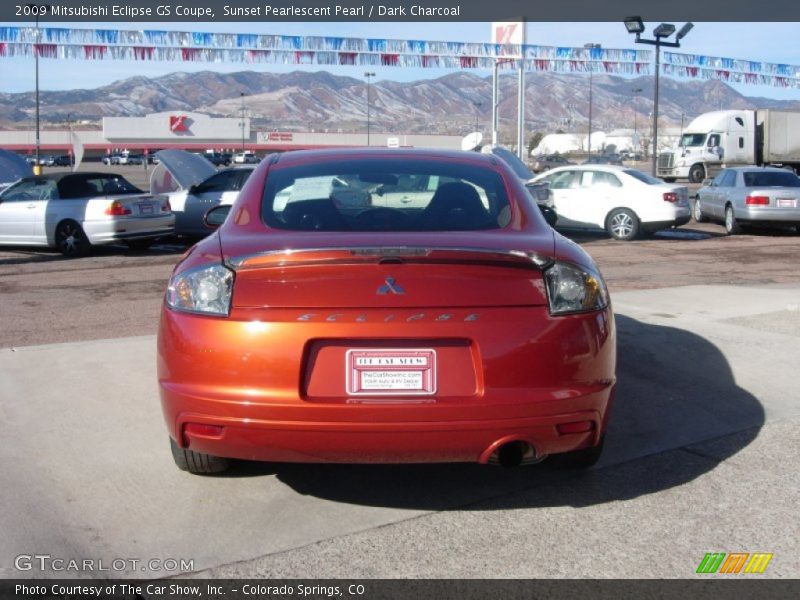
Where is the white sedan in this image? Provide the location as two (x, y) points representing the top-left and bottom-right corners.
(0, 172), (174, 256)
(530, 165), (691, 240)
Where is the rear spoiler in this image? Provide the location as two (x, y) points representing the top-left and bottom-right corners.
(226, 247), (553, 271)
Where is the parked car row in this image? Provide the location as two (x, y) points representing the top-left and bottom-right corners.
(25, 155), (73, 167)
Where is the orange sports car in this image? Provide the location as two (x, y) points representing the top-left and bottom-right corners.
(157, 148), (616, 474)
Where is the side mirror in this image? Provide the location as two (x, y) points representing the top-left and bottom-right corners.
(204, 204), (231, 230)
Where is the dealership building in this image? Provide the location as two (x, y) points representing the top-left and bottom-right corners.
(0, 111), (463, 159)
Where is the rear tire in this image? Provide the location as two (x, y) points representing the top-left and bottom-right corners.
(170, 438), (230, 475)
(725, 205), (742, 235)
(55, 220), (91, 257)
(606, 208), (640, 241)
(560, 436), (605, 469)
(693, 197), (708, 223)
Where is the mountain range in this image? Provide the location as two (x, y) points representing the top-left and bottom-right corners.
(2, 70), (799, 139)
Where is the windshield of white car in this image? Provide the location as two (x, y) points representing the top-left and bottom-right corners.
(680, 134), (706, 147)
(622, 169), (664, 185)
(742, 171), (800, 188)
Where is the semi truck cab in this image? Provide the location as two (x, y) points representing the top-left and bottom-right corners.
(657, 110), (754, 183)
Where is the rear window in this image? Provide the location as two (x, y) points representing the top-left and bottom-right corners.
(262, 159), (511, 231)
(742, 171), (800, 188)
(623, 169), (663, 185)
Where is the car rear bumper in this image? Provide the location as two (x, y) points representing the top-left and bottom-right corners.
(737, 206), (800, 223)
(158, 305), (616, 464)
(83, 215), (175, 244)
(641, 214), (691, 231)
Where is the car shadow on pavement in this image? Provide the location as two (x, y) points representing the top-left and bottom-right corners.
(225, 314), (764, 511)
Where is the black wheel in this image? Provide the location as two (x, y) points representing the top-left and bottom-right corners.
(169, 438), (230, 475)
(125, 239), (154, 252)
(693, 197), (708, 223)
(559, 436), (605, 469)
(606, 208), (640, 241)
(55, 220), (91, 257)
(688, 164), (705, 184)
(724, 205), (742, 235)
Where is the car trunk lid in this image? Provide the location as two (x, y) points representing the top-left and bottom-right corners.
(224, 232), (554, 309)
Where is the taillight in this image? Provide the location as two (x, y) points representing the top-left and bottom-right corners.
(745, 195), (769, 205)
(162, 199), (171, 212)
(663, 192), (678, 203)
(105, 200), (132, 216)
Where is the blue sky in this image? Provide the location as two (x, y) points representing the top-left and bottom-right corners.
(1, 21), (799, 100)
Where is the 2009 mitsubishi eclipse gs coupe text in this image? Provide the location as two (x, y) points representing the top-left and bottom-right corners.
(157, 148), (616, 474)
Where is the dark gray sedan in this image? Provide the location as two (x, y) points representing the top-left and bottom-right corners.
(694, 167), (800, 234)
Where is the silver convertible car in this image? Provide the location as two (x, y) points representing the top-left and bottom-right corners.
(0, 172), (174, 256)
(694, 167), (800, 234)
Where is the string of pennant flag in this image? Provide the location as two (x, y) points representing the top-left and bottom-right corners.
(0, 26), (798, 88)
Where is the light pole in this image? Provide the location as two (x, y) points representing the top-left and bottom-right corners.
(624, 16), (693, 176)
(26, 4), (46, 173)
(364, 72), (375, 146)
(632, 86), (642, 137)
(239, 92), (246, 151)
(584, 43), (601, 155)
(472, 101), (482, 133)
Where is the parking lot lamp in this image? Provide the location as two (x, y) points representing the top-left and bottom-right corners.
(364, 72), (375, 146)
(27, 4), (47, 173)
(239, 92), (246, 152)
(624, 17), (693, 176)
(584, 43), (601, 154)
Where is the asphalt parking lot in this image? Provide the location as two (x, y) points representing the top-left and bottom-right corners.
(0, 165), (798, 579)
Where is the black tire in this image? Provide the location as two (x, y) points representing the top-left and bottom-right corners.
(725, 205), (742, 235)
(693, 197), (708, 223)
(54, 220), (91, 257)
(688, 164), (705, 184)
(125, 239), (154, 252)
(560, 436), (605, 469)
(169, 438), (230, 475)
(606, 208), (640, 241)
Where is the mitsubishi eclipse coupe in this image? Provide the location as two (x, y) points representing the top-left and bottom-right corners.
(158, 148), (616, 474)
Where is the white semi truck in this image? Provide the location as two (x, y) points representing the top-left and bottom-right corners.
(657, 109), (800, 183)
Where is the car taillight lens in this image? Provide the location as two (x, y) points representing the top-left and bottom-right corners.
(105, 200), (132, 216)
(663, 192), (678, 203)
(166, 263), (234, 316)
(745, 195), (769, 205)
(544, 261), (609, 315)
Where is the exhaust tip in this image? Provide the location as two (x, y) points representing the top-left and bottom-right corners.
(482, 438), (547, 467)
(497, 442), (526, 468)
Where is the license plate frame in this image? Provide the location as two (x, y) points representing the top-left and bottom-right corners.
(776, 198), (797, 208)
(346, 349), (437, 396)
(138, 203), (154, 215)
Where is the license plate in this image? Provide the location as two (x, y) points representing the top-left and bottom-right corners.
(777, 198), (797, 208)
(138, 203), (154, 215)
(346, 349), (436, 396)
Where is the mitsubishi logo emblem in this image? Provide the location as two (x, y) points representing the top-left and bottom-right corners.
(377, 277), (405, 295)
